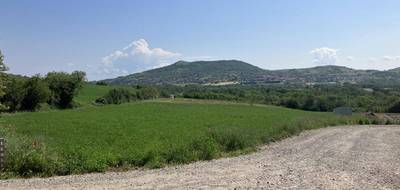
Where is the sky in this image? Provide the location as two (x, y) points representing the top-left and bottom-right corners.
(1, 0), (400, 80)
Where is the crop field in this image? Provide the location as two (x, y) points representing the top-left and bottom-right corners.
(0, 85), (363, 178)
(74, 84), (113, 106)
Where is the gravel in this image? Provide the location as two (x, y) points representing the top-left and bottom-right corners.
(1, 125), (399, 190)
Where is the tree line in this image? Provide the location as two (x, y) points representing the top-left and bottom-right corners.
(95, 85), (159, 105)
(2, 47), (400, 113)
(155, 84), (400, 113)
(93, 81), (400, 113)
(0, 50), (86, 112)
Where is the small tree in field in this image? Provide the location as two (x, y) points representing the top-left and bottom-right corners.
(0, 50), (8, 111)
(45, 71), (86, 109)
(2, 78), (25, 112)
(21, 75), (50, 111)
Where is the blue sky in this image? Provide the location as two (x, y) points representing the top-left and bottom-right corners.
(1, 0), (400, 80)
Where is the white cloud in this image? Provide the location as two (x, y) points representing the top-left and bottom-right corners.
(382, 55), (400, 62)
(100, 39), (181, 77)
(368, 57), (377, 63)
(310, 47), (339, 65)
(60, 38), (212, 80)
(346, 56), (355, 61)
(102, 50), (128, 66)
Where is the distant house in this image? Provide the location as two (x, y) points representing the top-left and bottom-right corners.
(363, 88), (374, 92)
(333, 107), (352, 116)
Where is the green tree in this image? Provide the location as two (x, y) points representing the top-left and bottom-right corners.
(95, 81), (108, 86)
(2, 78), (26, 112)
(388, 101), (400, 113)
(0, 50), (8, 111)
(71, 71), (86, 90)
(283, 98), (299, 109)
(45, 71), (86, 109)
(101, 88), (134, 104)
(21, 76), (50, 111)
(302, 96), (316, 111)
(136, 86), (159, 100)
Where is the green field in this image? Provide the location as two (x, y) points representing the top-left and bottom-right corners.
(74, 84), (113, 106)
(0, 84), (362, 178)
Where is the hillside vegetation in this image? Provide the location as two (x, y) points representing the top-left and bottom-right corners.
(156, 84), (400, 113)
(102, 60), (400, 87)
(103, 60), (273, 85)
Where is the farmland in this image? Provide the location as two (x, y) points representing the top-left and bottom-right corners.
(0, 84), (363, 178)
(74, 84), (113, 106)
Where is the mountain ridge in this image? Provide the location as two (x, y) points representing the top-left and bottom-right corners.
(101, 60), (400, 86)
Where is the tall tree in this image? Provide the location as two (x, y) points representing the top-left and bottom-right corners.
(45, 71), (86, 109)
(0, 50), (8, 111)
(2, 78), (25, 112)
(20, 75), (50, 111)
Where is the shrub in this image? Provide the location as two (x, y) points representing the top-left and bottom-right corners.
(283, 99), (299, 109)
(94, 97), (107, 105)
(188, 137), (218, 160)
(208, 127), (256, 152)
(95, 81), (108, 86)
(20, 76), (50, 111)
(2, 78), (25, 112)
(1, 129), (61, 177)
(45, 71), (86, 109)
(135, 86), (159, 100)
(96, 86), (160, 105)
(371, 119), (380, 125)
(388, 101), (400, 113)
(97, 88), (135, 104)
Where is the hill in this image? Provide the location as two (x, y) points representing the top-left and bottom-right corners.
(388, 67), (400, 74)
(102, 60), (276, 85)
(101, 60), (400, 86)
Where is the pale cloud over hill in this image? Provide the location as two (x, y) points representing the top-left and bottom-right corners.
(100, 39), (181, 76)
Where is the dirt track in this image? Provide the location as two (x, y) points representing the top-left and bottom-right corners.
(1, 125), (400, 189)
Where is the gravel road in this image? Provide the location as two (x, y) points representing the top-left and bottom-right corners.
(1, 125), (400, 190)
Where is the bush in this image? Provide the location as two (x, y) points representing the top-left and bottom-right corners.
(2, 78), (25, 112)
(0, 71), (85, 112)
(135, 86), (159, 100)
(388, 101), (400, 113)
(96, 88), (135, 104)
(283, 99), (299, 109)
(45, 71), (86, 109)
(96, 86), (160, 105)
(95, 81), (108, 86)
(1, 129), (61, 177)
(188, 137), (218, 160)
(208, 127), (256, 152)
(94, 97), (107, 105)
(20, 76), (50, 111)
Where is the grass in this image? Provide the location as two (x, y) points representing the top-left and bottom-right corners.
(74, 83), (113, 106)
(0, 101), (362, 178)
(0, 84), (365, 178)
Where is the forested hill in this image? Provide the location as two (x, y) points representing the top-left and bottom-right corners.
(102, 60), (275, 85)
(101, 60), (400, 87)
